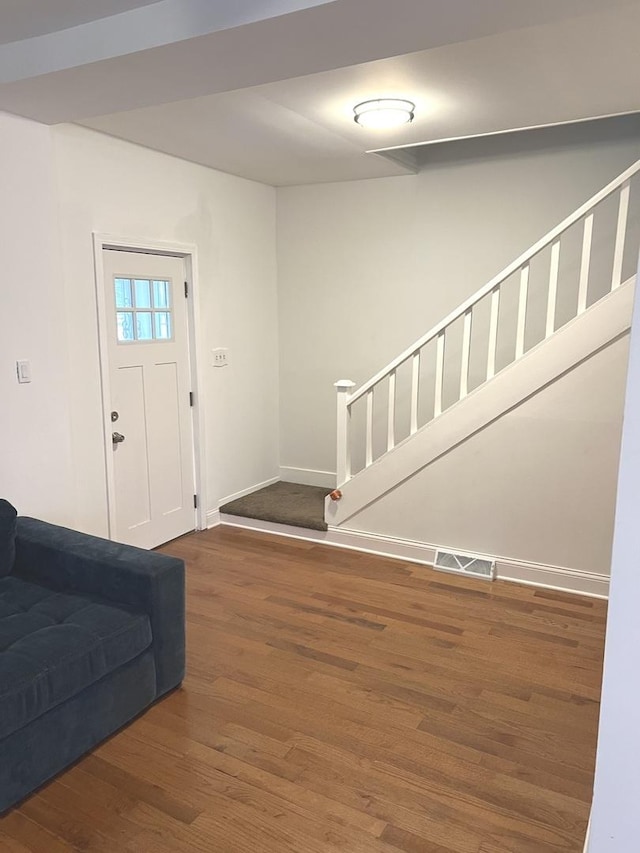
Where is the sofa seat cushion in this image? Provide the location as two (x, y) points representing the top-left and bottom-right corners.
(0, 577), (152, 740)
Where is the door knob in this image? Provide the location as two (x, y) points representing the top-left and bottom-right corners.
(112, 431), (125, 445)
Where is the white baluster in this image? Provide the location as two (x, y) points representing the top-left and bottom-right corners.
(434, 331), (445, 417)
(515, 264), (529, 359)
(387, 370), (396, 452)
(578, 214), (593, 314)
(546, 240), (560, 338)
(410, 352), (420, 435)
(365, 389), (374, 467)
(486, 286), (500, 380)
(460, 309), (472, 399)
(334, 380), (355, 485)
(612, 181), (631, 291)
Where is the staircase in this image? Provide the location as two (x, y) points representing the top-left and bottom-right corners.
(327, 159), (640, 529)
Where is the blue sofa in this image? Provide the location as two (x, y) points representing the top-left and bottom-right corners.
(0, 500), (186, 813)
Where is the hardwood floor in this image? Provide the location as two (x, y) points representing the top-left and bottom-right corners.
(0, 526), (607, 852)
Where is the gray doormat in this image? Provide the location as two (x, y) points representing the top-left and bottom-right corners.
(220, 481), (332, 531)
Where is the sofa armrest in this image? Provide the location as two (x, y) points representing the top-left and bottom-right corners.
(13, 517), (185, 697)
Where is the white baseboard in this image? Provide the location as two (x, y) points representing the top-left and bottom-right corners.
(279, 466), (336, 488)
(499, 558), (609, 599)
(218, 476), (280, 508)
(206, 509), (221, 529)
(218, 516), (609, 599)
(327, 526), (439, 566)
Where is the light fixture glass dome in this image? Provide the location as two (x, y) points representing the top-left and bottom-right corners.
(353, 98), (415, 129)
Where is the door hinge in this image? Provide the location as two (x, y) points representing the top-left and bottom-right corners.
(193, 494), (198, 509)
(189, 391), (194, 407)
(184, 281), (189, 298)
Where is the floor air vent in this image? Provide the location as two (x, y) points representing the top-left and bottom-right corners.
(433, 550), (495, 581)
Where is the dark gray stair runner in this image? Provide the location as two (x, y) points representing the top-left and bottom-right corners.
(220, 481), (332, 531)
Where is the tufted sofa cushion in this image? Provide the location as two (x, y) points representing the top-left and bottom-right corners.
(0, 576), (152, 740)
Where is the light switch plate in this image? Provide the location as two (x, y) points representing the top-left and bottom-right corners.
(16, 360), (31, 383)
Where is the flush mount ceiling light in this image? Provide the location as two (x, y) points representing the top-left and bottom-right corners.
(353, 98), (415, 129)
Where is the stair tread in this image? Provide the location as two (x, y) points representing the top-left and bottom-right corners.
(220, 481), (331, 531)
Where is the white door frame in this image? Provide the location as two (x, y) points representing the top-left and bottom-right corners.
(92, 233), (208, 539)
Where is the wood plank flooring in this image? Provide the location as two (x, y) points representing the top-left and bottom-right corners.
(0, 526), (608, 852)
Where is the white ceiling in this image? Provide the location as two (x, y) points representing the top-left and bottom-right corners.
(0, 1), (161, 45)
(0, 0), (639, 185)
(0, 0), (336, 86)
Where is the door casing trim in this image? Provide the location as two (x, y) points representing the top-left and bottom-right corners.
(92, 233), (208, 539)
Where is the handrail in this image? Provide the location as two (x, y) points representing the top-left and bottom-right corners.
(348, 157), (640, 405)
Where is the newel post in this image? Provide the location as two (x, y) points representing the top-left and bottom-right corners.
(334, 380), (356, 485)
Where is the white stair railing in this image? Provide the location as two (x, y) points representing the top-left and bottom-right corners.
(335, 158), (640, 486)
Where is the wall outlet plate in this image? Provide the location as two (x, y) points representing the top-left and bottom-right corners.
(212, 348), (230, 367)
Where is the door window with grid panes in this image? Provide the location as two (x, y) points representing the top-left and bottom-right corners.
(114, 278), (173, 343)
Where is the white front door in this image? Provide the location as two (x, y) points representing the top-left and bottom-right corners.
(103, 249), (195, 548)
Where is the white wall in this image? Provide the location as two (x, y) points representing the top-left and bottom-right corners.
(50, 124), (279, 535)
(277, 126), (640, 477)
(53, 125), (278, 533)
(0, 115), (278, 538)
(588, 258), (640, 850)
(276, 125), (640, 575)
(0, 113), (75, 523)
(346, 334), (629, 576)
(3, 109), (639, 570)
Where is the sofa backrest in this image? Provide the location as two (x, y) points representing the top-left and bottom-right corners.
(0, 500), (17, 578)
